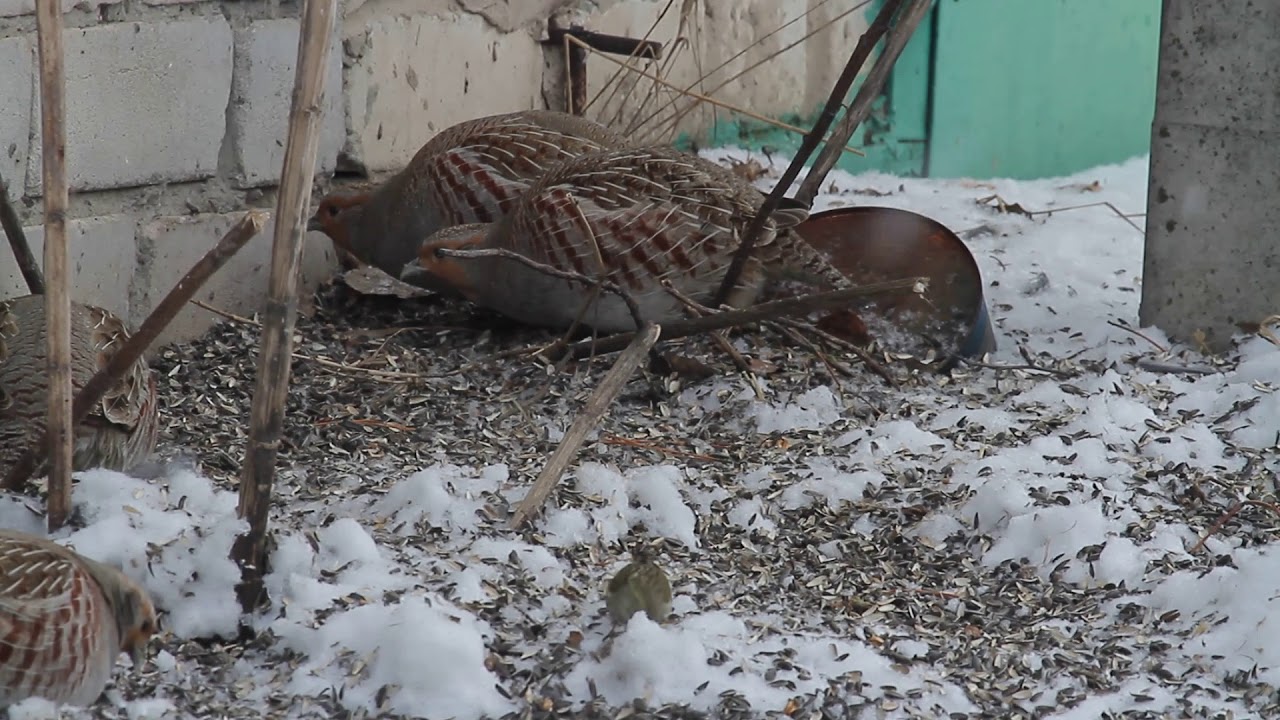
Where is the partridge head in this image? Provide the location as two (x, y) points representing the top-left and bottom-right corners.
(0, 295), (159, 480)
(308, 110), (631, 289)
(0, 529), (157, 708)
(400, 145), (848, 333)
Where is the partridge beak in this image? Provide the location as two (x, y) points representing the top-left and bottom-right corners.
(399, 258), (428, 285)
(305, 214), (323, 232)
(130, 641), (149, 669)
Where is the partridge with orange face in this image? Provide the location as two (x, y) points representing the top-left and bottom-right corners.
(400, 146), (850, 333)
(0, 529), (157, 708)
(0, 295), (159, 479)
(307, 110), (631, 291)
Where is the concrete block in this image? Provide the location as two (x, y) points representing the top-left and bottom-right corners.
(26, 19), (233, 194)
(699, 0), (809, 116)
(0, 37), (31, 189)
(0, 0), (110, 19)
(0, 215), (137, 318)
(1140, 1), (1280, 351)
(135, 213), (340, 346)
(227, 18), (345, 189)
(344, 12), (543, 173)
(571, 0), (708, 139)
(1149, 2), (1279, 136)
(1140, 123), (1280, 350)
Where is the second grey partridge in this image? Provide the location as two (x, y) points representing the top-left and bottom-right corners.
(399, 146), (850, 333)
(0, 295), (159, 479)
(307, 110), (632, 290)
(0, 529), (157, 708)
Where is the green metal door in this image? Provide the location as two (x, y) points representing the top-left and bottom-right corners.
(926, 0), (1161, 178)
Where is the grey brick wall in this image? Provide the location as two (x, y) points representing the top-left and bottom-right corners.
(0, 0), (862, 345)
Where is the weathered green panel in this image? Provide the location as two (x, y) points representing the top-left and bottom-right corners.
(927, 0), (1160, 179)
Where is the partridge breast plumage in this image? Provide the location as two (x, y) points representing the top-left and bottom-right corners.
(307, 110), (632, 288)
(400, 145), (849, 333)
(0, 295), (159, 479)
(0, 529), (156, 708)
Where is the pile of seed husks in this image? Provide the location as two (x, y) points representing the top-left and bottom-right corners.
(75, 263), (1274, 720)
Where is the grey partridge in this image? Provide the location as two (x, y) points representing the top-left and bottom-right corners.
(399, 145), (850, 333)
(307, 110), (631, 290)
(606, 557), (672, 625)
(0, 295), (159, 479)
(0, 529), (157, 708)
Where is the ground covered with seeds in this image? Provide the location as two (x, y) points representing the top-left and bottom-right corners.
(9, 155), (1279, 720)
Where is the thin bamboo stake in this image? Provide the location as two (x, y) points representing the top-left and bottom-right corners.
(635, 0), (870, 144)
(711, 0), (906, 309)
(0, 211), (267, 492)
(794, 0), (934, 206)
(568, 35), (865, 157)
(0, 170), (43, 295)
(510, 323), (662, 528)
(231, 0), (337, 614)
(34, 0), (72, 532)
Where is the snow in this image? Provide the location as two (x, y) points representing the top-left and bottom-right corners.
(5, 150), (1280, 718)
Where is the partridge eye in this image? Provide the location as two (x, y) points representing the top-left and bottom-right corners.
(326, 204), (339, 217)
(434, 247), (447, 258)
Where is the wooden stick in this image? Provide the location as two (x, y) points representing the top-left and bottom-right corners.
(564, 277), (926, 360)
(570, 35), (866, 157)
(34, 0), (72, 531)
(231, 0), (337, 614)
(0, 170), (43, 295)
(510, 323), (662, 528)
(711, 0), (906, 309)
(0, 211), (267, 492)
(793, 0), (934, 206)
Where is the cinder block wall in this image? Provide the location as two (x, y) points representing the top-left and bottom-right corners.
(0, 0), (866, 346)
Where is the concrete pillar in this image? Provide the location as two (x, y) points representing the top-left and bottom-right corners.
(1140, 1), (1280, 351)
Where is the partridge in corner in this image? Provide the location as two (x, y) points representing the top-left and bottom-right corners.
(0, 529), (157, 708)
(400, 145), (850, 333)
(0, 295), (159, 479)
(307, 110), (631, 291)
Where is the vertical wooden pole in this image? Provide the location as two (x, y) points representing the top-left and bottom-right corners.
(34, 0), (72, 532)
(567, 25), (588, 116)
(231, 0), (336, 613)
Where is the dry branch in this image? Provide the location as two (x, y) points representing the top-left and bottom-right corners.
(510, 323), (662, 528)
(231, 0), (337, 614)
(793, 0), (934, 206)
(0, 170), (43, 295)
(572, 35), (865, 157)
(563, 277), (926, 360)
(0, 211), (268, 493)
(711, 0), (906, 308)
(34, 0), (72, 531)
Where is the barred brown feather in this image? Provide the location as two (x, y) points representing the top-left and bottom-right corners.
(308, 110), (631, 289)
(0, 295), (159, 479)
(0, 530), (156, 708)
(403, 146), (850, 333)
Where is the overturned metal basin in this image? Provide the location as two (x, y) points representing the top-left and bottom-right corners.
(795, 205), (997, 371)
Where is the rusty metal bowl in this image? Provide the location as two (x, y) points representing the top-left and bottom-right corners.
(796, 205), (997, 371)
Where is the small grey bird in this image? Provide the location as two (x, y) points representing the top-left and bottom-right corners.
(606, 552), (672, 625)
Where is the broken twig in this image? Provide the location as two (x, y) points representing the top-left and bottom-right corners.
(511, 323), (662, 528)
(713, 0), (907, 308)
(564, 277), (926, 359)
(0, 170), (43, 295)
